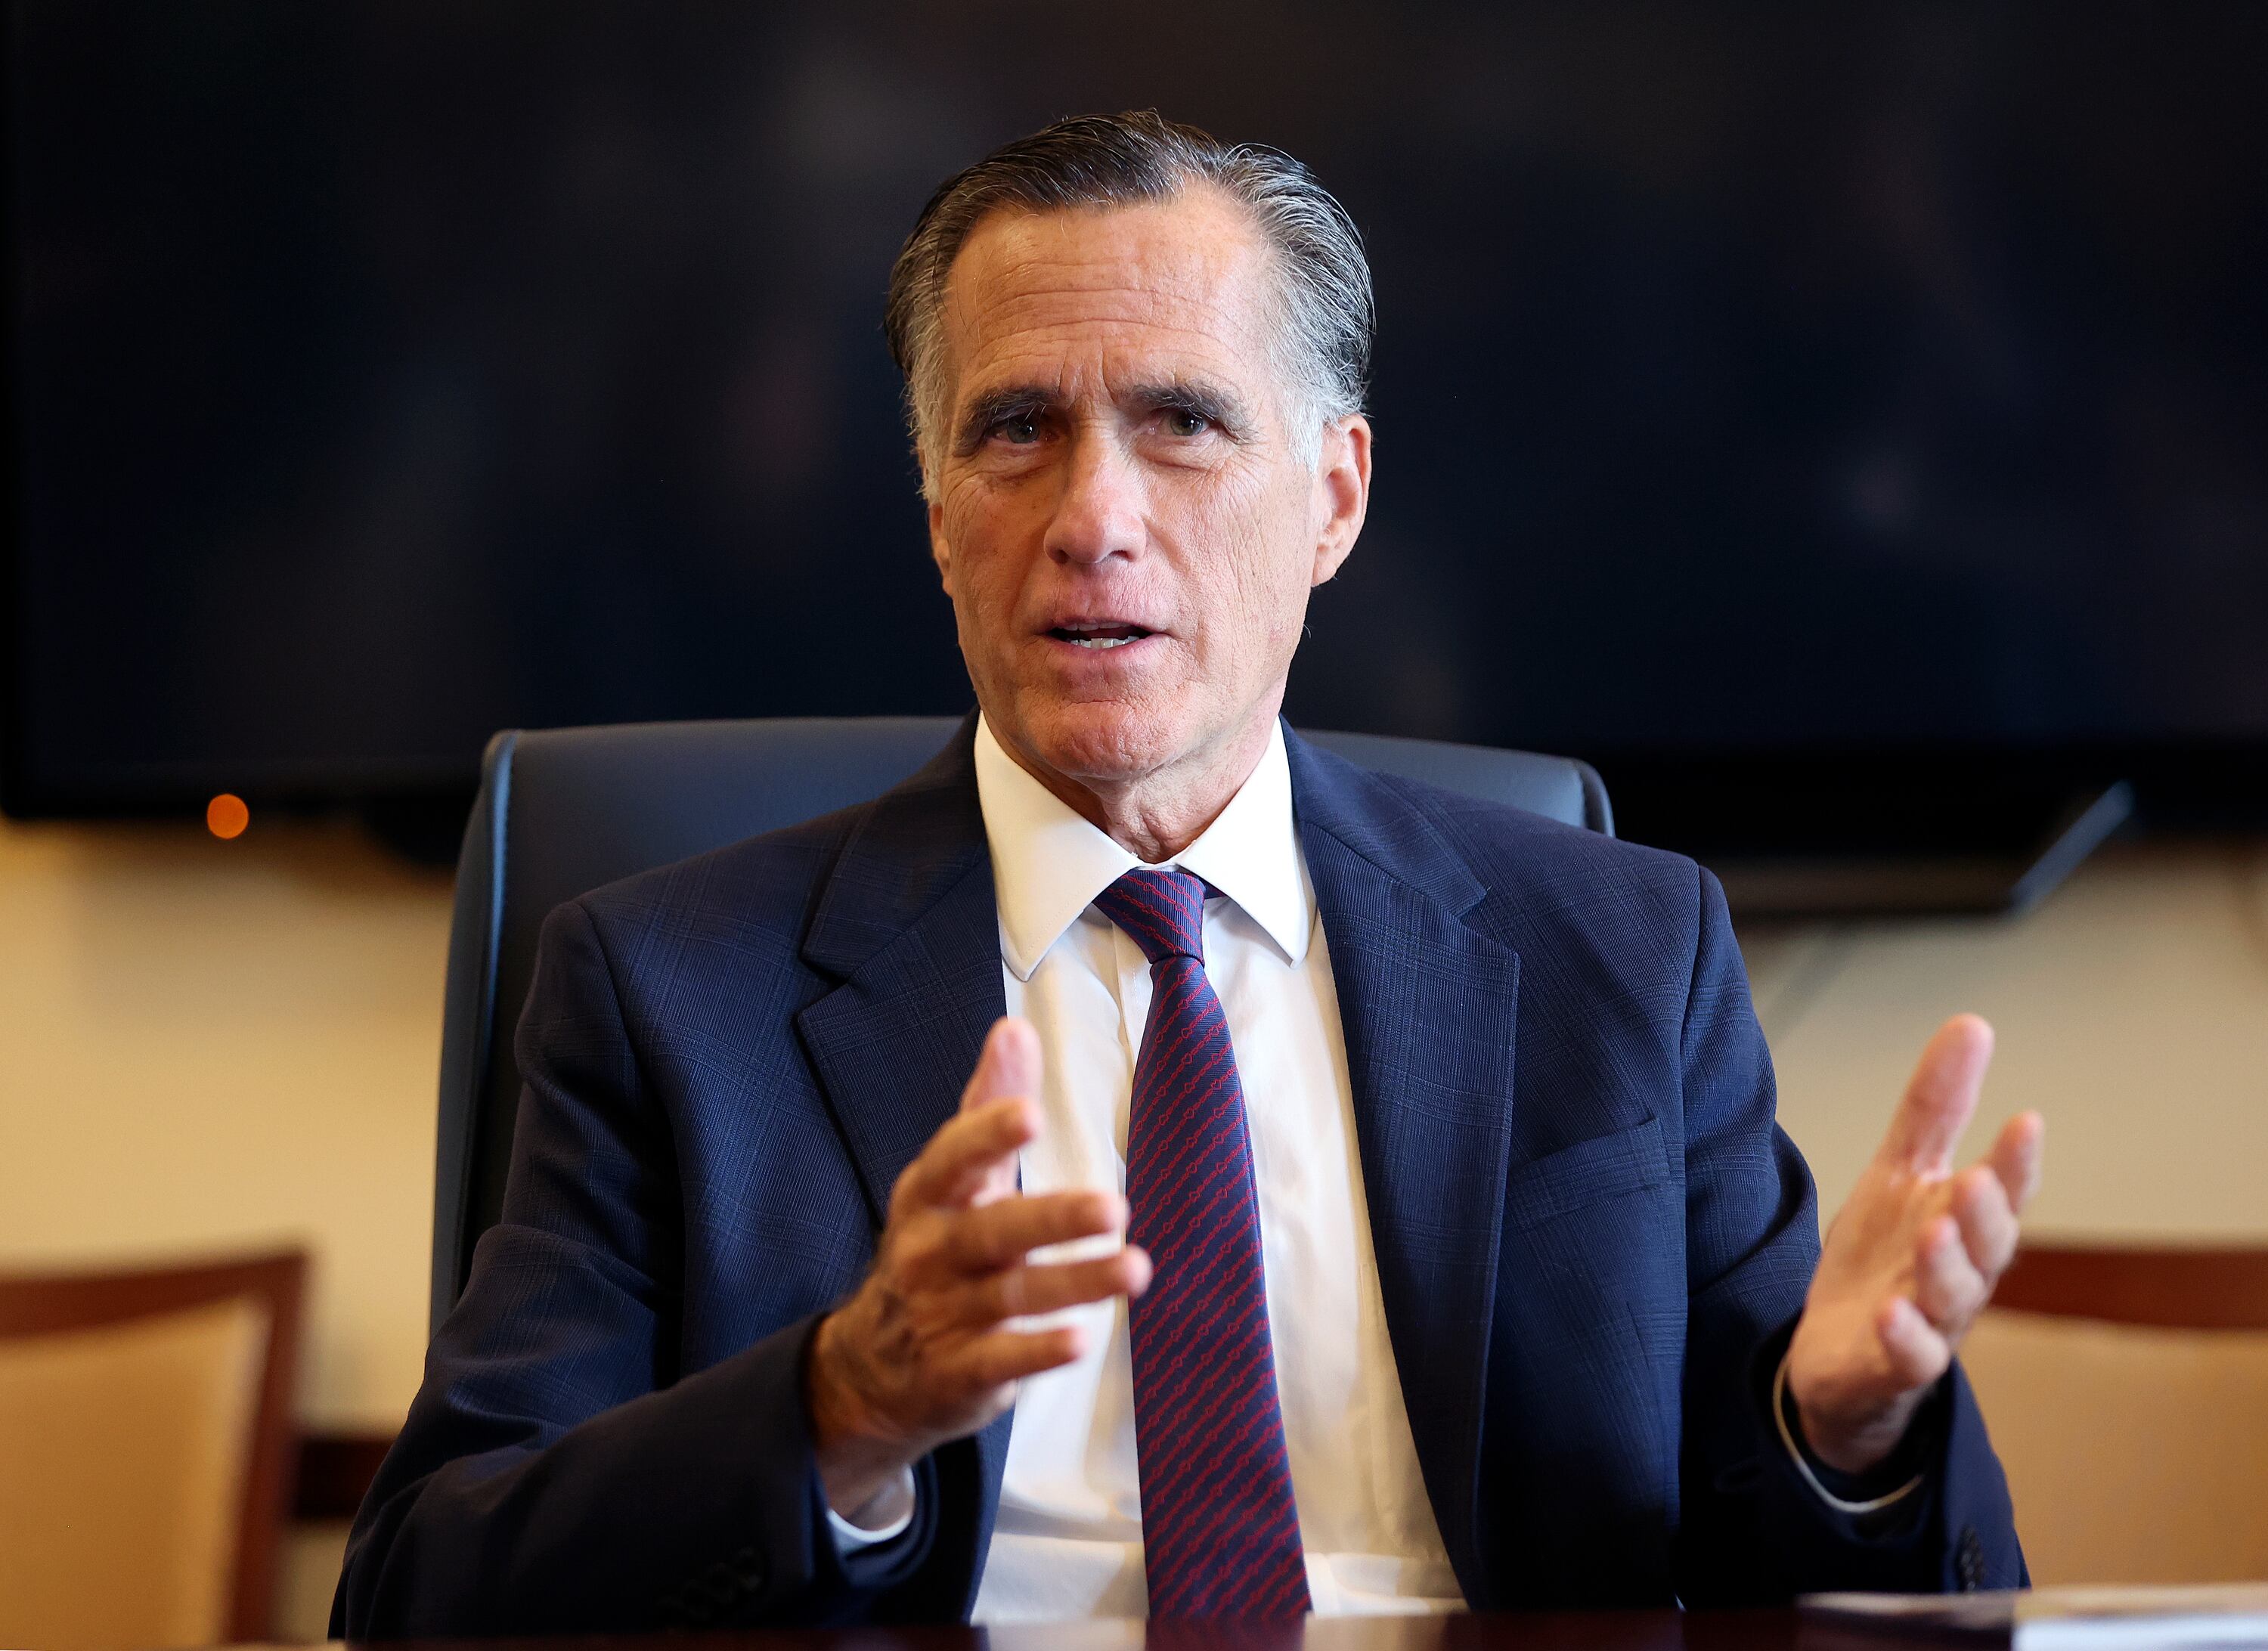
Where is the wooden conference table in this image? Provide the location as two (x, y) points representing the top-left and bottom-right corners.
(302, 1612), (1994, 1651)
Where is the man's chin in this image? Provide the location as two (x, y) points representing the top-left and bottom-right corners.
(1009, 697), (1195, 788)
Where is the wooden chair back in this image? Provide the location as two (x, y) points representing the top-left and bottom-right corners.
(1994, 1244), (2268, 1330)
(0, 1250), (307, 1648)
(1963, 1242), (2268, 1586)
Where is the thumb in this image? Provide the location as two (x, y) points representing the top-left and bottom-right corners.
(962, 1016), (1042, 1116)
(1877, 1014), (1995, 1174)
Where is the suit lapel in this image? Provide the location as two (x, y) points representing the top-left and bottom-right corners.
(792, 714), (1015, 1612)
(1289, 729), (1522, 1603)
(795, 719), (1003, 1224)
(797, 866), (1001, 1229)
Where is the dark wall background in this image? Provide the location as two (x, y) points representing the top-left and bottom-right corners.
(10, 2), (2268, 817)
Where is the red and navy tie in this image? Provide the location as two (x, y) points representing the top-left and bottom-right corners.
(1092, 867), (1312, 1621)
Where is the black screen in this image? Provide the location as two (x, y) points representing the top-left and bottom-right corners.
(10, 2), (2268, 819)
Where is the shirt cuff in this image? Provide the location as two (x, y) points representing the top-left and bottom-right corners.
(826, 1467), (918, 1554)
(1772, 1350), (1926, 1516)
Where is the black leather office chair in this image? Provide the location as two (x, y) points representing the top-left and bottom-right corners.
(430, 717), (1613, 1331)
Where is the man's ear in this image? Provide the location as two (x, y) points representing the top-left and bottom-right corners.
(928, 496), (954, 595)
(1309, 414), (1372, 587)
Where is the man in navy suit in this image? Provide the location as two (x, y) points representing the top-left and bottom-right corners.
(336, 113), (2043, 1634)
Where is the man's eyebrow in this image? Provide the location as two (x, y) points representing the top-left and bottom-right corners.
(953, 386), (1055, 455)
(1125, 380), (1250, 435)
(950, 377), (1253, 454)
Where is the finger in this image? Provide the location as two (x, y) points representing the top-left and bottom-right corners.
(1912, 1213), (1989, 1330)
(934, 1188), (1127, 1277)
(1876, 1295), (1951, 1389)
(959, 1019), (1043, 1207)
(962, 1017), (1042, 1114)
(1876, 1014), (1995, 1174)
(959, 1247), (1154, 1327)
(1950, 1164), (2019, 1281)
(1986, 1110), (2045, 1214)
(950, 1324), (1087, 1389)
(890, 1097), (1039, 1216)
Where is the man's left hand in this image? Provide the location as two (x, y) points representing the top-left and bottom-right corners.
(1785, 1013), (2046, 1475)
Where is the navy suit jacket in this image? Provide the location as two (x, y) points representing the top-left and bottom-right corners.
(336, 720), (2022, 1634)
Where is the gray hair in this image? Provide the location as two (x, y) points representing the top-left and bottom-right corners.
(883, 111), (1373, 490)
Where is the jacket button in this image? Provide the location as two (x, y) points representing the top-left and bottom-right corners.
(1955, 1525), (1986, 1591)
(733, 1545), (767, 1592)
(1712, 1457), (1763, 1495)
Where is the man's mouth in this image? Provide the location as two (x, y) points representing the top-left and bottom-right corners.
(1047, 623), (1154, 650)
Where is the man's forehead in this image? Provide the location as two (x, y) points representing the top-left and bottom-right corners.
(939, 191), (1278, 395)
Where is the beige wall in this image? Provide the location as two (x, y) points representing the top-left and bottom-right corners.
(1750, 841), (2268, 1241)
(5, 816), (2266, 1434)
(3, 813), (2264, 1631)
(0, 813), (449, 1432)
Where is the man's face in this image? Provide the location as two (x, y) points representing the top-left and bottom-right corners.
(925, 187), (1369, 799)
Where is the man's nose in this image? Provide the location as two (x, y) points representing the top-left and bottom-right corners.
(1044, 432), (1145, 567)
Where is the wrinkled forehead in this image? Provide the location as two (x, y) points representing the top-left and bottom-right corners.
(936, 189), (1286, 408)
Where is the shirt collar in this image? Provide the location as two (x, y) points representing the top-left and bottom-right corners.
(973, 713), (1312, 980)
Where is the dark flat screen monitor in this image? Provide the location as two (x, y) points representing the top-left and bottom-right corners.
(9, 2), (2267, 867)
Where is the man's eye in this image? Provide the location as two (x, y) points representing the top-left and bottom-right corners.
(990, 414), (1041, 445)
(1165, 408), (1212, 438)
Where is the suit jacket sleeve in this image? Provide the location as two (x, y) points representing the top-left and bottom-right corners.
(332, 898), (934, 1636)
(1672, 866), (2025, 1603)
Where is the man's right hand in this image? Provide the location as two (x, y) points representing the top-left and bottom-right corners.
(804, 1016), (1151, 1522)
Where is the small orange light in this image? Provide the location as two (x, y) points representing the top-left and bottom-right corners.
(206, 793), (250, 840)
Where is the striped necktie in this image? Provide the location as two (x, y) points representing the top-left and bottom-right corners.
(1092, 867), (1311, 1621)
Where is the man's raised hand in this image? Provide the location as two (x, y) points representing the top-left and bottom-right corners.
(1784, 1014), (2045, 1475)
(804, 1017), (1151, 1519)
